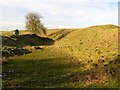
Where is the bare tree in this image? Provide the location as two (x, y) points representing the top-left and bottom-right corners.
(25, 12), (46, 35)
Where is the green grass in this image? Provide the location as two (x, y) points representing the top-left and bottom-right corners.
(55, 24), (118, 64)
(2, 47), (83, 88)
(2, 24), (120, 88)
(3, 47), (119, 88)
(1, 30), (30, 36)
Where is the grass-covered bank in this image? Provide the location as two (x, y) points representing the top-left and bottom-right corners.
(2, 24), (120, 88)
(2, 47), (120, 88)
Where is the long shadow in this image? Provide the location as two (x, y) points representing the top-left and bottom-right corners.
(48, 29), (74, 40)
(3, 57), (120, 88)
(1, 34), (55, 58)
(2, 57), (84, 88)
(2, 36), (18, 46)
(2, 48), (31, 58)
(2, 34), (55, 47)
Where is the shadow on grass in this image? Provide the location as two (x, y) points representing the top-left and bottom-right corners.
(48, 29), (74, 40)
(2, 57), (84, 88)
(2, 57), (120, 88)
(1, 34), (55, 59)
(2, 47), (31, 58)
(2, 36), (18, 46)
(2, 34), (55, 47)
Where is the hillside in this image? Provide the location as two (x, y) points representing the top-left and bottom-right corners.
(2, 24), (120, 88)
(55, 24), (118, 63)
(48, 24), (120, 87)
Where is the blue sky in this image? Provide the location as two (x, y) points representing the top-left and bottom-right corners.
(0, 0), (119, 30)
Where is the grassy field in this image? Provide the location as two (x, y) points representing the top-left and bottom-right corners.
(1, 24), (120, 88)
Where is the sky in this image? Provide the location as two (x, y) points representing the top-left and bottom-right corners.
(0, 0), (119, 31)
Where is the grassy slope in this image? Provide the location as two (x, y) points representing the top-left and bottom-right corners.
(2, 24), (120, 88)
(55, 25), (118, 64)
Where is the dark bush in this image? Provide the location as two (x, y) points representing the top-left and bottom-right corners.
(2, 46), (32, 58)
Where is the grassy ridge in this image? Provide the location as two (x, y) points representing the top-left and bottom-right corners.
(2, 24), (120, 88)
(55, 25), (118, 63)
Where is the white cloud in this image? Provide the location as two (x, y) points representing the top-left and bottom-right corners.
(0, 22), (24, 30)
(0, 22), (23, 26)
(56, 0), (119, 3)
(0, 0), (118, 30)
